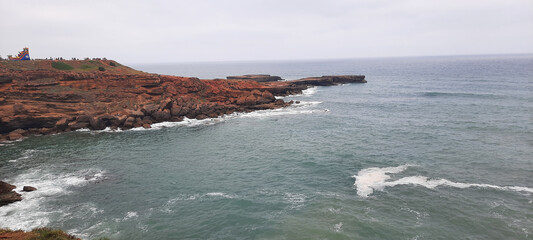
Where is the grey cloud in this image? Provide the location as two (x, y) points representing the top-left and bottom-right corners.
(0, 0), (532, 63)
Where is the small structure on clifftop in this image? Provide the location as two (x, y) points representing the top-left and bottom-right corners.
(8, 47), (30, 61)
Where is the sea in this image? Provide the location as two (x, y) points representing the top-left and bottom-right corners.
(1, 55), (532, 239)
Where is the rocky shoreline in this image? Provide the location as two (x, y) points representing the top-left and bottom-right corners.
(0, 60), (365, 142)
(0, 181), (37, 207)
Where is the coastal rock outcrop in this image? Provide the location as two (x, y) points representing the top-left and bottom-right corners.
(291, 75), (367, 86)
(0, 60), (365, 141)
(0, 181), (22, 206)
(226, 74), (283, 82)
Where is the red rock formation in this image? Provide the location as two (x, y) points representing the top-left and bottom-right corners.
(0, 60), (365, 141)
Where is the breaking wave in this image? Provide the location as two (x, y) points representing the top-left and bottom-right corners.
(353, 165), (533, 197)
(275, 86), (318, 99)
(0, 168), (106, 230)
(96, 101), (328, 132)
(302, 87), (318, 96)
(17, 99), (327, 138)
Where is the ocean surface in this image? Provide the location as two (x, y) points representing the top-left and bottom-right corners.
(1, 55), (532, 239)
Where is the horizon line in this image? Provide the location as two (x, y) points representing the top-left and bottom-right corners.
(123, 52), (533, 65)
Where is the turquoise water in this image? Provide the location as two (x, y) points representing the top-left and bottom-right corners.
(1, 55), (532, 239)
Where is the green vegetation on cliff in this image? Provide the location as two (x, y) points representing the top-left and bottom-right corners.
(0, 59), (145, 75)
(51, 61), (74, 70)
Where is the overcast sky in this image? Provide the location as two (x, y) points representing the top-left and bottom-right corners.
(1, 0), (532, 63)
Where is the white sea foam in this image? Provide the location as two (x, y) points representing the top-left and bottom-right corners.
(98, 127), (123, 133)
(284, 193), (307, 209)
(302, 87), (318, 96)
(123, 211), (139, 220)
(353, 165), (533, 197)
(47, 99), (326, 136)
(0, 168), (105, 230)
(161, 192), (235, 213)
(274, 86), (318, 99)
(75, 128), (91, 132)
(122, 101), (327, 132)
(0, 142), (15, 147)
(327, 207), (341, 213)
(8, 149), (38, 163)
(353, 165), (414, 197)
(333, 222), (343, 232)
(205, 192), (235, 199)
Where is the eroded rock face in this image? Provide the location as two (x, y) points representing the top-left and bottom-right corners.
(0, 181), (22, 206)
(0, 60), (365, 141)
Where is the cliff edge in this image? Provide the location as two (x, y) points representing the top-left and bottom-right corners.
(0, 60), (365, 141)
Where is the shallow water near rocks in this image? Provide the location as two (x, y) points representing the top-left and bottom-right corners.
(1, 55), (533, 239)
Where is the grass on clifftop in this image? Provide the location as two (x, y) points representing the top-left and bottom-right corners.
(0, 59), (147, 75)
(51, 61), (74, 70)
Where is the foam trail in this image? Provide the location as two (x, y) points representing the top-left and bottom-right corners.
(205, 192), (235, 199)
(353, 165), (414, 197)
(353, 165), (533, 197)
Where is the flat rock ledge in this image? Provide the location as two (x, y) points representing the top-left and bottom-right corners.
(227, 74), (283, 82)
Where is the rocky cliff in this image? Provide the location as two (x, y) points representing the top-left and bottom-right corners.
(0, 60), (365, 141)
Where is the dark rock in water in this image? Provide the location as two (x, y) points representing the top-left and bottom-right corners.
(0, 181), (22, 206)
(227, 74), (283, 82)
(291, 75), (366, 86)
(0, 181), (16, 194)
(0, 192), (22, 206)
(22, 186), (37, 192)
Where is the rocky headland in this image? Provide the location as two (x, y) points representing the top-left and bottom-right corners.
(226, 74), (283, 82)
(0, 59), (365, 142)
